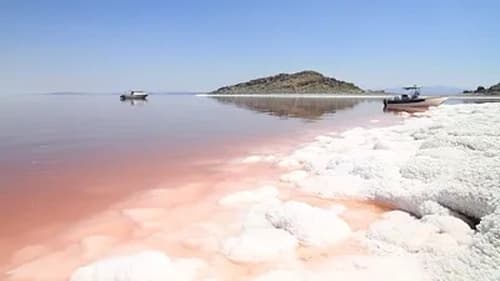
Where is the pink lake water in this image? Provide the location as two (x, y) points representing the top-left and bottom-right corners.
(0, 93), (412, 279)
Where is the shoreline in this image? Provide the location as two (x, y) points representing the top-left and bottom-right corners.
(0, 95), (399, 274)
(4, 102), (500, 281)
(198, 93), (500, 100)
(197, 94), (392, 98)
(2, 144), (393, 281)
(1, 106), (404, 281)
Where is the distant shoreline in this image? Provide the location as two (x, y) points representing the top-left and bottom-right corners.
(198, 93), (500, 100)
(447, 95), (500, 100)
(197, 93), (392, 98)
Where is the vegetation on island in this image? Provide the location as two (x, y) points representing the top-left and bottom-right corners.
(463, 82), (500, 95)
(209, 71), (363, 94)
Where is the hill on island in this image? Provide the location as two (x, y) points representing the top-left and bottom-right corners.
(209, 71), (363, 94)
(463, 82), (500, 95)
(488, 82), (500, 93)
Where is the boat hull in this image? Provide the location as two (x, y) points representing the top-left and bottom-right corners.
(384, 97), (447, 109)
(120, 94), (148, 100)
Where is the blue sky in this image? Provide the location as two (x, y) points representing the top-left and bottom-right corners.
(1, 0), (499, 93)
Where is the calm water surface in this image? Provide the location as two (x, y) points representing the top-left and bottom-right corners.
(1, 93), (498, 273)
(2, 93), (494, 264)
(0, 94), (392, 192)
(0, 94), (399, 254)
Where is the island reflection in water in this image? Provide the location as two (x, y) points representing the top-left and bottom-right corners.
(212, 96), (361, 121)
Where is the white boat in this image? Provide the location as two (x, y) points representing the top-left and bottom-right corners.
(383, 86), (447, 110)
(120, 90), (148, 100)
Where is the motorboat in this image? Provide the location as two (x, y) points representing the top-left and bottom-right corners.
(383, 86), (447, 110)
(120, 90), (148, 100)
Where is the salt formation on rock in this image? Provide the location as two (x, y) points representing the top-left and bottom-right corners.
(278, 103), (500, 280)
(70, 251), (206, 281)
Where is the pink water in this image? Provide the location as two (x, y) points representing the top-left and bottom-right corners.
(0, 94), (401, 280)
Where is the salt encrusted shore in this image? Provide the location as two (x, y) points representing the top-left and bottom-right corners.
(276, 102), (500, 281)
(70, 103), (500, 281)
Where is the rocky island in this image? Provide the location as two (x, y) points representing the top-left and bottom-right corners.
(463, 82), (500, 95)
(209, 71), (363, 94)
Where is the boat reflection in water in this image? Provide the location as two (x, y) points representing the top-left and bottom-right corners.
(212, 96), (361, 121)
(120, 98), (148, 106)
(383, 106), (429, 114)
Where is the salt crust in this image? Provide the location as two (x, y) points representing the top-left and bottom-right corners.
(70, 251), (206, 281)
(241, 155), (276, 164)
(218, 186), (279, 207)
(249, 255), (428, 281)
(265, 201), (351, 246)
(221, 198), (351, 262)
(278, 103), (500, 281)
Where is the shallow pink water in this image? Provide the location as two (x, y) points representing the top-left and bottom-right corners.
(0, 95), (403, 280)
(2, 157), (392, 281)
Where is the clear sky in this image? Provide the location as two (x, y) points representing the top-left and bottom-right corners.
(1, 0), (499, 93)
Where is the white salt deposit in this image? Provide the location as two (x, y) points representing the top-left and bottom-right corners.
(241, 155), (276, 164)
(250, 270), (303, 281)
(329, 203), (347, 215)
(70, 251), (206, 281)
(250, 255), (429, 281)
(218, 186), (279, 207)
(221, 228), (298, 263)
(277, 103), (500, 280)
(242, 200), (282, 230)
(221, 195), (351, 260)
(421, 214), (473, 245)
(280, 170), (308, 183)
(121, 208), (169, 229)
(241, 155), (263, 163)
(365, 211), (472, 255)
(265, 201), (351, 246)
(277, 158), (301, 169)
